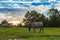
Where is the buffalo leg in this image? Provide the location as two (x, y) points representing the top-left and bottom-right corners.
(33, 27), (36, 33)
(28, 27), (31, 32)
(39, 27), (44, 33)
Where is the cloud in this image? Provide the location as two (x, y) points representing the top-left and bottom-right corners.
(0, 12), (24, 23)
(12, 4), (21, 8)
(0, 0), (39, 2)
(35, 0), (39, 1)
(9, 0), (13, 1)
(48, 0), (56, 2)
(29, 5), (51, 13)
(12, 3), (30, 8)
(0, 13), (6, 23)
(55, 4), (60, 11)
(0, 0), (60, 23)
(0, 13), (6, 19)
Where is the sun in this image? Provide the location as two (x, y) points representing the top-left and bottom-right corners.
(8, 21), (25, 26)
(8, 21), (20, 25)
(12, 21), (19, 25)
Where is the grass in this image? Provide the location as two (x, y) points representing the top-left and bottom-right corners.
(0, 27), (60, 40)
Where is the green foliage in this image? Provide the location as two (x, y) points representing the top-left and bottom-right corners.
(24, 10), (45, 22)
(23, 8), (60, 27)
(47, 8), (60, 27)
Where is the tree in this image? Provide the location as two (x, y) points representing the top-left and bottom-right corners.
(44, 17), (49, 27)
(24, 10), (45, 23)
(1, 20), (8, 24)
(17, 23), (22, 27)
(1, 20), (11, 28)
(48, 8), (60, 27)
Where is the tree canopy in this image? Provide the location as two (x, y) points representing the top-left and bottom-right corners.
(24, 10), (45, 23)
(23, 8), (60, 27)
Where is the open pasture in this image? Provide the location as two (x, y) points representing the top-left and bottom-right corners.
(0, 27), (60, 40)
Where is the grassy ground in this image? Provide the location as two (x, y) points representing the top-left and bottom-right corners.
(0, 27), (60, 40)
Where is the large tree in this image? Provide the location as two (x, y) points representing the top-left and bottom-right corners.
(23, 10), (45, 23)
(48, 8), (60, 27)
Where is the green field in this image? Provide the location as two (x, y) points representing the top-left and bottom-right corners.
(0, 27), (60, 40)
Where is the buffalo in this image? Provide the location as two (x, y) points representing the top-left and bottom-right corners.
(26, 22), (44, 33)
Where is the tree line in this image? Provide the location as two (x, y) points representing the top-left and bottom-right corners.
(23, 8), (60, 27)
(0, 8), (60, 28)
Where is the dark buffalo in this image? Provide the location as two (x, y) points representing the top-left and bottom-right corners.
(26, 22), (44, 33)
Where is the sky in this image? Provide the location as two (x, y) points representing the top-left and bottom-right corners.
(0, 0), (60, 23)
